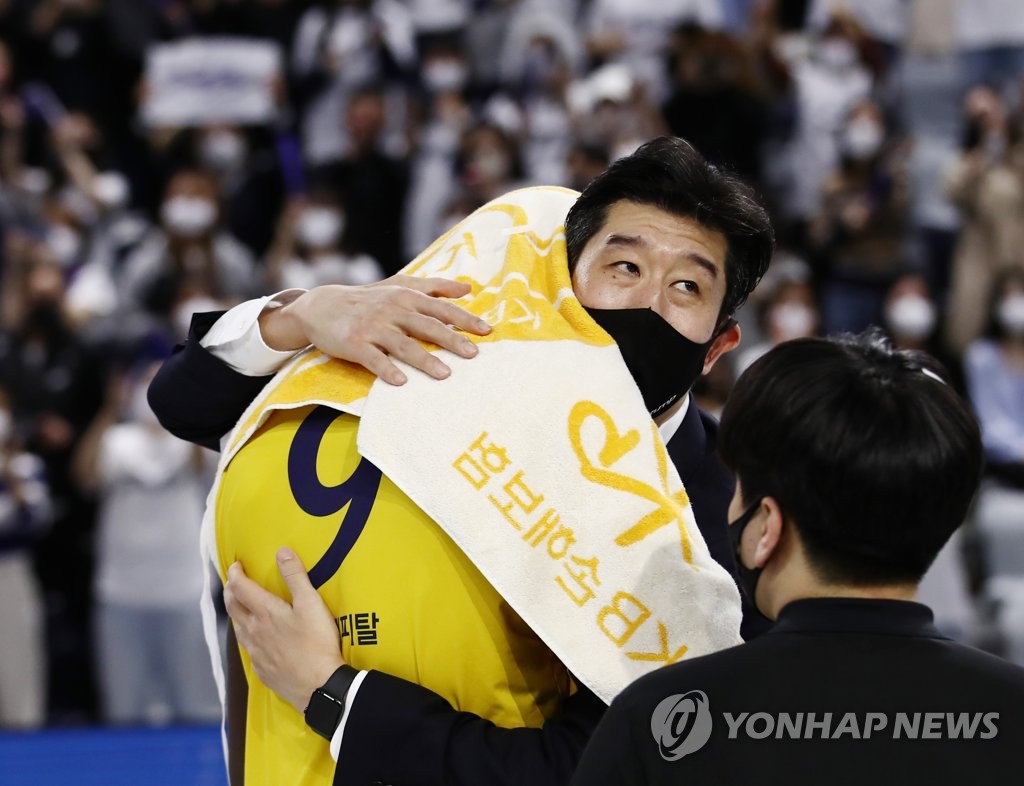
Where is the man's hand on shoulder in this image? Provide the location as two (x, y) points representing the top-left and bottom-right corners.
(259, 276), (492, 386)
(225, 548), (345, 714)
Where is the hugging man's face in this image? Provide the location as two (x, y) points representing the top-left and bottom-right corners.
(570, 199), (740, 380)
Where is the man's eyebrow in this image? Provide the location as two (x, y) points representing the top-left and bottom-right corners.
(685, 253), (719, 281)
(604, 233), (648, 250)
(604, 233), (720, 280)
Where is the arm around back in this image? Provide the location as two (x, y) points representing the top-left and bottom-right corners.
(148, 279), (494, 450)
(148, 311), (275, 451)
(334, 671), (606, 786)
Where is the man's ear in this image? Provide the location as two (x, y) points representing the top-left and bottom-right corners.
(702, 321), (741, 375)
(753, 495), (784, 569)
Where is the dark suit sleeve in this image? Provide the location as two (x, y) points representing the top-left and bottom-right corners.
(147, 311), (276, 451)
(334, 670), (606, 786)
(569, 694), (646, 786)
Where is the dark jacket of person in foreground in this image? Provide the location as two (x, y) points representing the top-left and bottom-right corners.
(571, 333), (1024, 786)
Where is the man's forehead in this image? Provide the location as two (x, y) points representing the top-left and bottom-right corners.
(602, 233), (720, 281)
(596, 200), (728, 268)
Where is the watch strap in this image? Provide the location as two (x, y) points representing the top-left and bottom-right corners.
(304, 664), (360, 740)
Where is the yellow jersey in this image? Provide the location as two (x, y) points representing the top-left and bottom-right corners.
(216, 404), (570, 785)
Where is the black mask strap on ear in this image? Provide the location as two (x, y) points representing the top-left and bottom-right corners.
(715, 316), (737, 337)
(728, 496), (772, 623)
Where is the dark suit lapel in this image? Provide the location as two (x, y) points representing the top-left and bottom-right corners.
(664, 397), (708, 488)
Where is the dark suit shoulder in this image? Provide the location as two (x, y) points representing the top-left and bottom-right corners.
(614, 628), (1024, 719)
(922, 637), (1024, 692)
(609, 639), (751, 715)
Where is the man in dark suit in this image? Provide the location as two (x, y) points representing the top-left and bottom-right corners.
(571, 333), (1024, 786)
(149, 137), (774, 785)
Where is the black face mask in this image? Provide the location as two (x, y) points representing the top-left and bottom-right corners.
(583, 306), (714, 418)
(728, 497), (771, 622)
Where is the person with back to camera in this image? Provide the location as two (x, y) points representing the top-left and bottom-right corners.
(570, 331), (1024, 786)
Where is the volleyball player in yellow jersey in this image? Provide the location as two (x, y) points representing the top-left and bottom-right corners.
(216, 404), (569, 786)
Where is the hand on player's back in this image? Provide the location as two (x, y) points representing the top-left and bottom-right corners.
(225, 548), (344, 714)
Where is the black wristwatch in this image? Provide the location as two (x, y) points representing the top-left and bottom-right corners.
(304, 665), (360, 740)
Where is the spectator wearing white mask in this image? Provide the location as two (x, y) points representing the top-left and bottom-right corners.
(120, 169), (255, 324)
(882, 270), (965, 395)
(73, 357), (218, 726)
(734, 276), (820, 375)
(810, 99), (909, 335)
(194, 124), (286, 259)
(265, 192), (383, 292)
(450, 120), (526, 210)
(883, 273), (941, 348)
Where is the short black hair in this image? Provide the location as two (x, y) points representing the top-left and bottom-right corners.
(719, 330), (983, 586)
(565, 136), (774, 321)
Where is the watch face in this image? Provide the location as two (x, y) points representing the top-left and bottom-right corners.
(306, 689), (345, 740)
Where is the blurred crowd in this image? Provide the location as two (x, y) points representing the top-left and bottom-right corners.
(0, 0), (1022, 731)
